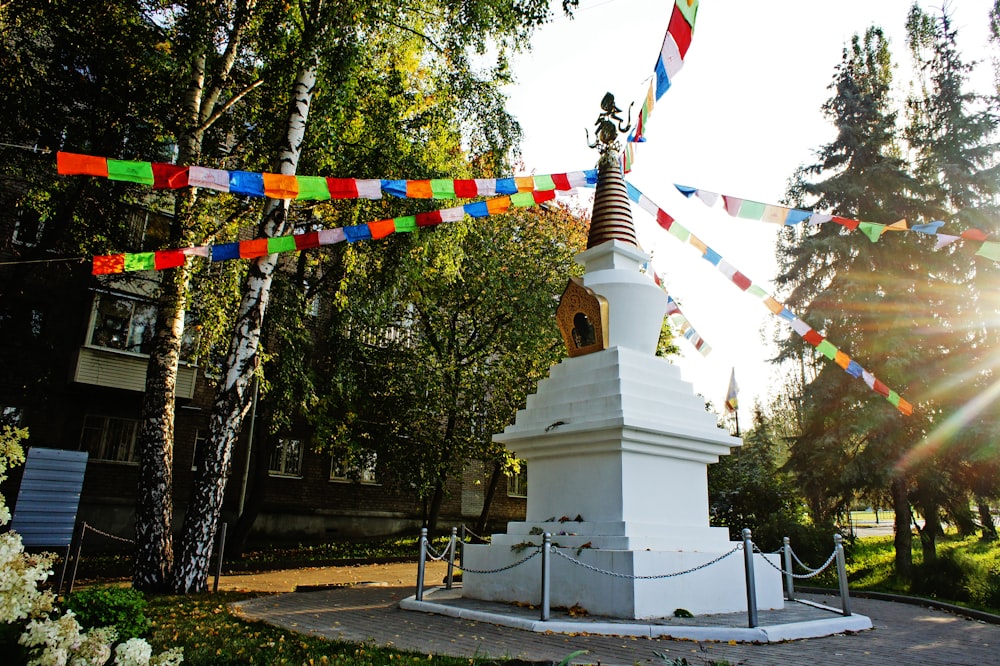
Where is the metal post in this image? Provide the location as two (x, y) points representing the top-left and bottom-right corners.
(834, 533), (851, 616)
(742, 528), (759, 628)
(446, 527), (457, 589)
(459, 525), (466, 568)
(540, 533), (551, 622)
(416, 527), (428, 601)
(783, 536), (795, 601)
(66, 522), (86, 596)
(213, 522), (227, 593)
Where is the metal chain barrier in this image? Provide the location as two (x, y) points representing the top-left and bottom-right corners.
(83, 523), (135, 545)
(424, 538), (453, 562)
(461, 525), (490, 543)
(456, 547), (542, 574)
(753, 542), (838, 579)
(551, 544), (742, 580)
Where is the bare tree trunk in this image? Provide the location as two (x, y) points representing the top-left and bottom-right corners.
(978, 498), (997, 541)
(476, 461), (504, 534)
(426, 480), (445, 533)
(891, 477), (912, 581)
(918, 503), (939, 564)
(172, 57), (318, 593)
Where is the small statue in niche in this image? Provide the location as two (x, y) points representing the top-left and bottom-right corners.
(572, 312), (596, 347)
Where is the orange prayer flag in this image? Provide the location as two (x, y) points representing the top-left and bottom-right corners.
(407, 180), (432, 198)
(262, 173), (299, 199)
(239, 239), (270, 258)
(486, 196), (511, 214)
(92, 254), (125, 275)
(368, 219), (396, 239)
(57, 151), (108, 177)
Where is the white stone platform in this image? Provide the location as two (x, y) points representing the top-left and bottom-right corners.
(403, 586), (873, 643)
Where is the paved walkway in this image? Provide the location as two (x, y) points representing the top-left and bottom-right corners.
(230, 563), (1000, 665)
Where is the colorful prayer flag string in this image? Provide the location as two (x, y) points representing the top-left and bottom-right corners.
(56, 151), (596, 201)
(641, 263), (712, 355)
(91, 189), (575, 275)
(674, 183), (1000, 263)
(627, 0), (698, 146)
(625, 180), (914, 416)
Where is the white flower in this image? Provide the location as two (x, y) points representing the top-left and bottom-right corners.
(114, 638), (153, 666)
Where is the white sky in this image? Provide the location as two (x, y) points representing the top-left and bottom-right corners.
(506, 0), (997, 426)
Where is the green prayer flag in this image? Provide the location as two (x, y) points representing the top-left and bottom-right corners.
(124, 252), (155, 271)
(430, 179), (456, 199)
(676, 0), (698, 27)
(533, 175), (556, 191)
(668, 223), (691, 242)
(975, 242), (1000, 261)
(816, 339), (837, 360)
(107, 159), (154, 185)
(747, 285), (767, 299)
(736, 200), (766, 220)
(887, 391), (901, 407)
(859, 222), (885, 243)
(511, 192), (536, 207)
(394, 216), (417, 233)
(268, 235), (298, 254)
(296, 176), (331, 200)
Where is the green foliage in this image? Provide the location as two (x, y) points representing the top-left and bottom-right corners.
(64, 586), (151, 640)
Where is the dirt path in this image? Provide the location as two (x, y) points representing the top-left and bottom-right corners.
(216, 560), (450, 593)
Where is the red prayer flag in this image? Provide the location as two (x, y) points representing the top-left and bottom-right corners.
(667, 5), (693, 58)
(154, 250), (186, 270)
(415, 211), (443, 227)
(832, 216), (860, 230)
(802, 329), (824, 346)
(656, 209), (674, 231)
(453, 180), (479, 198)
(873, 379), (891, 397)
(92, 254), (125, 275)
(57, 151), (108, 177)
(551, 173), (571, 191)
(961, 228), (989, 241)
(368, 219), (396, 239)
(151, 163), (189, 189)
(294, 232), (320, 250)
(326, 178), (359, 199)
(731, 271), (752, 291)
(239, 238), (270, 258)
(532, 190), (556, 203)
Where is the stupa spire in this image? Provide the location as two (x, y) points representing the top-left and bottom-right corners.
(586, 93), (637, 249)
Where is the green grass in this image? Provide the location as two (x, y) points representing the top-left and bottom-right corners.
(144, 591), (496, 665)
(835, 533), (1000, 615)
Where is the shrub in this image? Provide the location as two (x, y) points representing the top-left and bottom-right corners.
(911, 554), (969, 601)
(65, 586), (151, 640)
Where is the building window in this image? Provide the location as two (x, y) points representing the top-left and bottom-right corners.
(507, 463), (527, 498)
(87, 295), (157, 355)
(12, 207), (44, 247)
(330, 451), (378, 484)
(269, 438), (303, 477)
(80, 415), (139, 464)
(191, 429), (208, 471)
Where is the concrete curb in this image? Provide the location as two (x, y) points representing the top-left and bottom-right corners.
(799, 586), (1000, 625)
(400, 588), (873, 643)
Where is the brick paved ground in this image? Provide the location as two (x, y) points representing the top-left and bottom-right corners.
(232, 568), (1000, 666)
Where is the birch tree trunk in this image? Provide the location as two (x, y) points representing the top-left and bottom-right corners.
(133, 0), (257, 591)
(172, 57), (318, 593)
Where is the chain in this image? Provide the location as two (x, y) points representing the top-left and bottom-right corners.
(83, 523), (135, 545)
(461, 525), (489, 543)
(550, 544), (742, 580)
(424, 538), (453, 562)
(753, 543), (839, 579)
(457, 547), (542, 574)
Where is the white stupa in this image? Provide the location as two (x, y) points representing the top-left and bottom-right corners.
(461, 113), (783, 618)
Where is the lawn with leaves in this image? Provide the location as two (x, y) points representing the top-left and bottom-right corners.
(145, 591), (489, 665)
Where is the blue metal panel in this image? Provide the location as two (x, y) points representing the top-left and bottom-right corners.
(11, 448), (88, 547)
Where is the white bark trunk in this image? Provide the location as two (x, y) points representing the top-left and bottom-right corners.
(173, 60), (319, 593)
